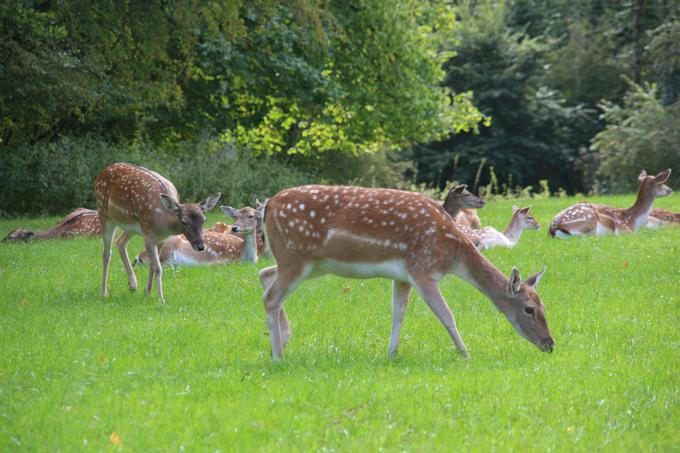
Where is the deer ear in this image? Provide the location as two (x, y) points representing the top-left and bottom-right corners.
(507, 267), (522, 295)
(452, 184), (466, 195)
(638, 170), (648, 181)
(519, 206), (530, 214)
(200, 192), (221, 212)
(524, 266), (546, 288)
(220, 206), (237, 218)
(512, 205), (519, 213)
(159, 193), (180, 214)
(256, 198), (266, 210)
(654, 169), (671, 184)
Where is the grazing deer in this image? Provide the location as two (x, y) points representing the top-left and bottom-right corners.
(259, 185), (553, 360)
(95, 163), (220, 302)
(477, 206), (540, 250)
(4, 208), (102, 241)
(134, 205), (264, 266)
(645, 208), (680, 228)
(549, 169), (672, 238)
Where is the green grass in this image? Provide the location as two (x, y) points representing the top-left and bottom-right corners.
(1, 195), (679, 451)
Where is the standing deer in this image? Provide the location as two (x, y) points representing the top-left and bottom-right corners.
(4, 208), (101, 241)
(134, 205), (264, 266)
(549, 169), (672, 237)
(477, 206), (540, 250)
(95, 163), (220, 302)
(259, 185), (553, 360)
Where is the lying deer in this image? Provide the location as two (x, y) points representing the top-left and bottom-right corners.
(476, 206), (540, 250)
(549, 169), (672, 238)
(4, 208), (102, 241)
(95, 163), (220, 302)
(645, 208), (680, 228)
(258, 185), (553, 360)
(134, 205), (264, 266)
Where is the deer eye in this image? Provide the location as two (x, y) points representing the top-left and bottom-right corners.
(524, 306), (535, 315)
(248, 214), (254, 218)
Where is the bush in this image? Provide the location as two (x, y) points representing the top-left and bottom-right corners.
(0, 136), (309, 217)
(591, 83), (680, 193)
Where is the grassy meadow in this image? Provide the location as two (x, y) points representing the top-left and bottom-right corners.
(0, 194), (679, 451)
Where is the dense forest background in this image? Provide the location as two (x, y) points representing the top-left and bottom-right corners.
(1, 0), (679, 216)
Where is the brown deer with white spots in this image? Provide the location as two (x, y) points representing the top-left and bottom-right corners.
(3, 208), (101, 241)
(455, 208), (483, 229)
(645, 208), (680, 228)
(477, 206), (540, 250)
(95, 163), (220, 302)
(134, 205), (264, 266)
(259, 185), (554, 360)
(549, 169), (672, 238)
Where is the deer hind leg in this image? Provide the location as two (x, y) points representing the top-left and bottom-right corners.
(259, 266), (292, 347)
(259, 265), (277, 290)
(414, 277), (469, 358)
(388, 280), (412, 357)
(101, 220), (116, 297)
(143, 238), (165, 303)
(262, 262), (310, 360)
(116, 231), (137, 292)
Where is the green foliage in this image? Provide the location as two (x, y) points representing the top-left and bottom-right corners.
(412, 1), (593, 193)
(591, 83), (680, 193)
(1, 195), (679, 450)
(0, 136), (308, 217)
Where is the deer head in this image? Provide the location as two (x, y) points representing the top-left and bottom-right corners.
(159, 192), (221, 251)
(220, 205), (260, 236)
(442, 184), (485, 217)
(511, 206), (541, 230)
(505, 266), (553, 352)
(638, 169), (672, 198)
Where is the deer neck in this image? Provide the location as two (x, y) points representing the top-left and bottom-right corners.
(240, 232), (258, 263)
(453, 245), (512, 315)
(502, 214), (523, 244)
(626, 185), (656, 231)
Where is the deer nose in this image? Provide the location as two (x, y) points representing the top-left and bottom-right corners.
(193, 240), (205, 251)
(542, 337), (554, 353)
(231, 226), (241, 233)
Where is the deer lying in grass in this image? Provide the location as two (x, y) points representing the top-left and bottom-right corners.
(645, 208), (680, 228)
(4, 208), (102, 241)
(476, 206), (541, 250)
(549, 169), (672, 238)
(135, 205), (264, 266)
(259, 185), (553, 360)
(95, 163), (220, 302)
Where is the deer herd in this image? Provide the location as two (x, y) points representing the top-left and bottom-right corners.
(3, 163), (677, 360)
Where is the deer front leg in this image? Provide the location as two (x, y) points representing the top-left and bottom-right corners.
(262, 262), (308, 360)
(413, 277), (469, 358)
(101, 221), (116, 297)
(116, 231), (137, 292)
(143, 238), (165, 303)
(388, 280), (411, 357)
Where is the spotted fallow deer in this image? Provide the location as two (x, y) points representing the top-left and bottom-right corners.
(134, 205), (264, 266)
(258, 185), (553, 360)
(454, 208), (483, 229)
(477, 206), (540, 250)
(95, 163), (220, 302)
(3, 208), (102, 241)
(645, 208), (680, 228)
(549, 169), (672, 238)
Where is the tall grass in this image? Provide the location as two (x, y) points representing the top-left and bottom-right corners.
(0, 194), (678, 450)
